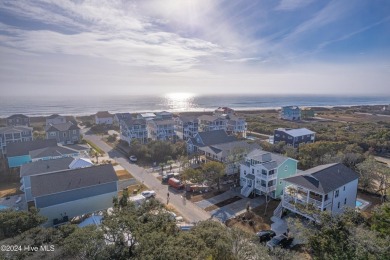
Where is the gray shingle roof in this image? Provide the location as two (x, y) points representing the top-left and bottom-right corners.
(45, 122), (80, 132)
(30, 164), (118, 197)
(123, 119), (146, 127)
(46, 114), (61, 119)
(283, 163), (359, 194)
(190, 130), (237, 147)
(20, 157), (74, 177)
(96, 111), (113, 118)
(198, 115), (221, 121)
(208, 141), (260, 157)
(29, 146), (80, 159)
(6, 139), (58, 157)
(7, 114), (29, 119)
(246, 149), (290, 167)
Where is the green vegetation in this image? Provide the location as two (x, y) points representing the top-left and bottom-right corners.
(291, 208), (390, 260)
(127, 139), (186, 164)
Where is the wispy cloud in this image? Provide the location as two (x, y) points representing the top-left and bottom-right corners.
(275, 0), (313, 11)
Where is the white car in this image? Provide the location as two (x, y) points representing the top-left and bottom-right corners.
(141, 190), (156, 198)
(129, 155), (137, 162)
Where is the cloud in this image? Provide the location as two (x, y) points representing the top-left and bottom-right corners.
(275, 0), (313, 11)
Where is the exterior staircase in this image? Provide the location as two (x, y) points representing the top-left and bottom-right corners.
(241, 185), (254, 197)
(273, 201), (283, 218)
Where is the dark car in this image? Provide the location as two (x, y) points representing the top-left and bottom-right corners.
(162, 173), (175, 184)
(256, 230), (276, 242)
(266, 234), (293, 249)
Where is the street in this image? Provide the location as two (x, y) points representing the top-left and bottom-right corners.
(83, 132), (212, 223)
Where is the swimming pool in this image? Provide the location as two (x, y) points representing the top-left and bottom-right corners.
(355, 198), (369, 210)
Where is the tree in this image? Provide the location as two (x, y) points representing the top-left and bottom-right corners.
(202, 161), (225, 191)
(119, 189), (129, 208)
(0, 208), (47, 238)
(370, 202), (390, 236)
(181, 168), (203, 184)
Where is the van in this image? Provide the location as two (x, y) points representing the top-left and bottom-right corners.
(168, 177), (184, 190)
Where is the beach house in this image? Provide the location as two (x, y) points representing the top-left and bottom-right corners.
(174, 116), (199, 141)
(198, 115), (227, 132)
(120, 119), (148, 145)
(280, 106), (301, 121)
(45, 121), (81, 144)
(186, 130), (237, 154)
(30, 164), (118, 226)
(274, 128), (316, 148)
(0, 126), (33, 155)
(95, 111), (114, 125)
(6, 114), (30, 127)
(281, 163), (359, 220)
(239, 149), (298, 198)
(114, 113), (132, 126)
(46, 114), (66, 126)
(199, 140), (260, 175)
(147, 119), (176, 141)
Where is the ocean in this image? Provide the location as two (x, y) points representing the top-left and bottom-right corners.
(0, 94), (389, 117)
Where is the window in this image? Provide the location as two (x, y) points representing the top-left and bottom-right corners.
(244, 170), (246, 175)
(284, 165), (288, 171)
(344, 198), (347, 205)
(338, 202), (340, 209)
(324, 194), (328, 201)
(343, 186), (345, 191)
(262, 169), (266, 175)
(279, 181), (282, 185)
(269, 170), (275, 175)
(252, 169), (254, 174)
(63, 133), (66, 137)
(73, 130), (77, 134)
(335, 190), (339, 198)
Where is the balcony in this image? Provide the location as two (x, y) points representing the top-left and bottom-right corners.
(258, 185), (276, 193)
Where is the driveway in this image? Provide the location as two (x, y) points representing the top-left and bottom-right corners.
(195, 190), (240, 209)
(83, 134), (211, 223)
(210, 196), (265, 222)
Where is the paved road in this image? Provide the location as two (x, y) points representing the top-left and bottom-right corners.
(84, 133), (212, 223)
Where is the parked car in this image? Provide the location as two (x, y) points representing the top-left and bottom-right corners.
(129, 155), (137, 162)
(168, 177), (184, 190)
(141, 190), (156, 198)
(266, 234), (294, 249)
(162, 173), (175, 184)
(256, 230), (276, 242)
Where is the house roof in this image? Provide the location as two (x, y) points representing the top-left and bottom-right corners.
(155, 111), (173, 117)
(6, 139), (58, 157)
(202, 141), (260, 158)
(198, 115), (222, 122)
(20, 157), (74, 177)
(283, 163), (359, 194)
(177, 115), (198, 122)
(276, 128), (315, 137)
(29, 146), (80, 159)
(30, 164), (118, 197)
(96, 111), (113, 118)
(69, 158), (93, 169)
(246, 149), (290, 168)
(151, 119), (175, 126)
(0, 126), (32, 135)
(45, 122), (80, 132)
(115, 113), (132, 121)
(189, 130), (237, 147)
(7, 114), (29, 119)
(139, 113), (156, 118)
(123, 119), (146, 127)
(46, 114), (62, 119)
(282, 106), (300, 110)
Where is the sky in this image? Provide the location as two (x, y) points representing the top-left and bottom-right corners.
(0, 0), (389, 96)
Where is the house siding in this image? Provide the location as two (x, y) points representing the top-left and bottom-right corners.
(46, 129), (80, 144)
(274, 129), (315, 148)
(35, 182), (117, 208)
(331, 179), (358, 215)
(38, 191), (117, 227)
(275, 159), (298, 198)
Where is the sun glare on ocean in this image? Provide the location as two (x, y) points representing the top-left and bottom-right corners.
(164, 92), (197, 111)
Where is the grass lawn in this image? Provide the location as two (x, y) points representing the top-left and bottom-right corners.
(0, 182), (23, 198)
(225, 199), (280, 234)
(115, 169), (133, 180)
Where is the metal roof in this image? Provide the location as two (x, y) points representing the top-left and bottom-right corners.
(276, 128), (315, 137)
